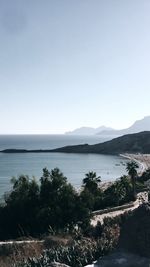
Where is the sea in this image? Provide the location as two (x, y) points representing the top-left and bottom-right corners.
(0, 134), (129, 199)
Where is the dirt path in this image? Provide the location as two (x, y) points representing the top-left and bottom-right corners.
(0, 239), (43, 246)
(91, 191), (148, 226)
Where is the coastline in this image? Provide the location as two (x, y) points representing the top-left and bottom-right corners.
(120, 153), (150, 174)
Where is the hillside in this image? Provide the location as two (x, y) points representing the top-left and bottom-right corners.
(51, 131), (150, 154)
(2, 131), (150, 155)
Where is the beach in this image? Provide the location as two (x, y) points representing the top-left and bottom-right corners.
(120, 153), (150, 174)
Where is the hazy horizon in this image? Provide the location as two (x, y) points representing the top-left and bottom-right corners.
(0, 115), (149, 135)
(1, 1), (150, 134)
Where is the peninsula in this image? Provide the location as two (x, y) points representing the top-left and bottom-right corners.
(1, 131), (150, 155)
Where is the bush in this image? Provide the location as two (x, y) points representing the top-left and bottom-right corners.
(101, 176), (133, 208)
(14, 237), (116, 267)
(0, 168), (91, 240)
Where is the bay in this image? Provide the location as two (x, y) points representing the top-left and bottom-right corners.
(0, 134), (128, 198)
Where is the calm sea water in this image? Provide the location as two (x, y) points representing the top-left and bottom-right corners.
(0, 135), (128, 198)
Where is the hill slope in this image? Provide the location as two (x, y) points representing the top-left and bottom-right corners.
(2, 131), (150, 155)
(51, 131), (150, 154)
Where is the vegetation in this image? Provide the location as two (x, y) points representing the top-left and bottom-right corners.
(139, 168), (150, 183)
(126, 161), (139, 199)
(0, 165), (138, 241)
(103, 175), (133, 207)
(0, 168), (91, 240)
(3, 131), (150, 155)
(49, 131), (150, 154)
(80, 173), (134, 212)
(14, 217), (121, 267)
(83, 171), (101, 193)
(0, 162), (147, 266)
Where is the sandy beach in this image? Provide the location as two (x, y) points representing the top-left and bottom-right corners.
(120, 153), (150, 174)
(99, 153), (150, 191)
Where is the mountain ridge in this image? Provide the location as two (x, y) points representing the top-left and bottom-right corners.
(51, 131), (150, 154)
(65, 116), (150, 136)
(3, 131), (150, 155)
(65, 126), (113, 135)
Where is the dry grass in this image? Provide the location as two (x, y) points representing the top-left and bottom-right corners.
(0, 241), (43, 267)
(0, 235), (73, 267)
(44, 234), (73, 248)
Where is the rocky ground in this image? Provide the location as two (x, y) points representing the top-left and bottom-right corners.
(93, 251), (150, 267)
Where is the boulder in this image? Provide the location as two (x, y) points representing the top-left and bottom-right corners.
(94, 251), (150, 267)
(119, 203), (150, 257)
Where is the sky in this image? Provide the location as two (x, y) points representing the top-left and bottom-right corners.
(0, 0), (150, 134)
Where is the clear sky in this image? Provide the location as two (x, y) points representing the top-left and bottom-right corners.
(0, 0), (150, 134)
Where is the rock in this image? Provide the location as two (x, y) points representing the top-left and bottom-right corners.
(119, 203), (150, 257)
(94, 251), (150, 267)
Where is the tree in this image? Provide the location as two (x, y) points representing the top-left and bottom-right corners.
(83, 171), (101, 194)
(40, 167), (67, 206)
(104, 175), (133, 207)
(126, 161), (139, 199)
(3, 175), (40, 237)
(39, 167), (91, 232)
(0, 168), (92, 238)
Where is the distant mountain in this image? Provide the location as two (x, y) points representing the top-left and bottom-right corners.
(65, 116), (150, 136)
(97, 116), (150, 136)
(65, 126), (114, 135)
(51, 131), (150, 154)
